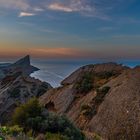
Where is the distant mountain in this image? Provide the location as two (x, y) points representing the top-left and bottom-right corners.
(40, 62), (140, 140)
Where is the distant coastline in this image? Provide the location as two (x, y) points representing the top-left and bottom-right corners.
(1, 58), (140, 87)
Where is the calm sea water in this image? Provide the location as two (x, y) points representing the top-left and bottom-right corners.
(30, 59), (140, 87)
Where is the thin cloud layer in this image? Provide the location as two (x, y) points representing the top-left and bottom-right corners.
(0, 0), (29, 10)
(48, 3), (73, 12)
(19, 12), (36, 17)
(0, 0), (131, 19)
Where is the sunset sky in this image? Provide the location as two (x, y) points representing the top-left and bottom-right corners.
(0, 0), (140, 59)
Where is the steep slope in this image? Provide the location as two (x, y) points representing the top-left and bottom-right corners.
(88, 67), (140, 139)
(40, 63), (140, 139)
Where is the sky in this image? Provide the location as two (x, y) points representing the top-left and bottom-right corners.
(0, 0), (140, 60)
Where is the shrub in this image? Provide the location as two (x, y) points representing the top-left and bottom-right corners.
(9, 125), (23, 136)
(45, 132), (69, 140)
(75, 73), (93, 94)
(0, 126), (9, 135)
(12, 98), (42, 128)
(0, 136), (5, 140)
(27, 116), (43, 132)
(81, 105), (92, 118)
(93, 133), (102, 140)
(12, 98), (85, 140)
(100, 86), (110, 94)
(96, 71), (117, 79)
(41, 114), (85, 140)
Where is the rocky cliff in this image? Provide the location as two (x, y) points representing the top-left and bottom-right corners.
(0, 56), (52, 124)
(0, 55), (39, 79)
(40, 63), (140, 140)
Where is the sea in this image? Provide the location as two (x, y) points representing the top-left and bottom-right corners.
(0, 58), (140, 87)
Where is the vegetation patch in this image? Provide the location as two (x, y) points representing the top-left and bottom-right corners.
(96, 71), (118, 80)
(81, 86), (110, 119)
(11, 98), (85, 140)
(74, 72), (93, 94)
(81, 105), (93, 118)
(45, 132), (69, 140)
(74, 70), (115, 95)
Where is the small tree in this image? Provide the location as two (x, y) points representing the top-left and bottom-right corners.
(12, 98), (42, 128)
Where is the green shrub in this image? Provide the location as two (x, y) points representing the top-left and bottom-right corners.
(27, 116), (43, 132)
(9, 125), (23, 136)
(94, 134), (102, 140)
(45, 132), (69, 140)
(0, 126), (9, 135)
(12, 98), (84, 140)
(0, 136), (5, 140)
(96, 71), (117, 79)
(81, 105), (92, 118)
(12, 98), (42, 128)
(41, 114), (84, 140)
(75, 73), (93, 94)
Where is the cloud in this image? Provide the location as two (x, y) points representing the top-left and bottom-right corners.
(34, 8), (44, 12)
(0, 0), (29, 10)
(19, 12), (36, 17)
(46, 0), (109, 19)
(32, 47), (96, 59)
(47, 0), (93, 13)
(46, 0), (134, 19)
(0, 0), (134, 19)
(48, 3), (73, 12)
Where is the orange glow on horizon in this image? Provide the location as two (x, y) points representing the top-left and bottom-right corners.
(0, 45), (95, 59)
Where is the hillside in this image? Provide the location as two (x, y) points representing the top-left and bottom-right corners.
(40, 63), (140, 140)
(0, 56), (85, 140)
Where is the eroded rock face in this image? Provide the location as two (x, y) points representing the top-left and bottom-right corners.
(0, 55), (39, 80)
(40, 63), (140, 139)
(0, 56), (52, 124)
(88, 68), (140, 139)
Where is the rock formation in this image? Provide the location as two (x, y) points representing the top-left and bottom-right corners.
(0, 55), (39, 79)
(0, 56), (52, 124)
(40, 63), (140, 140)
